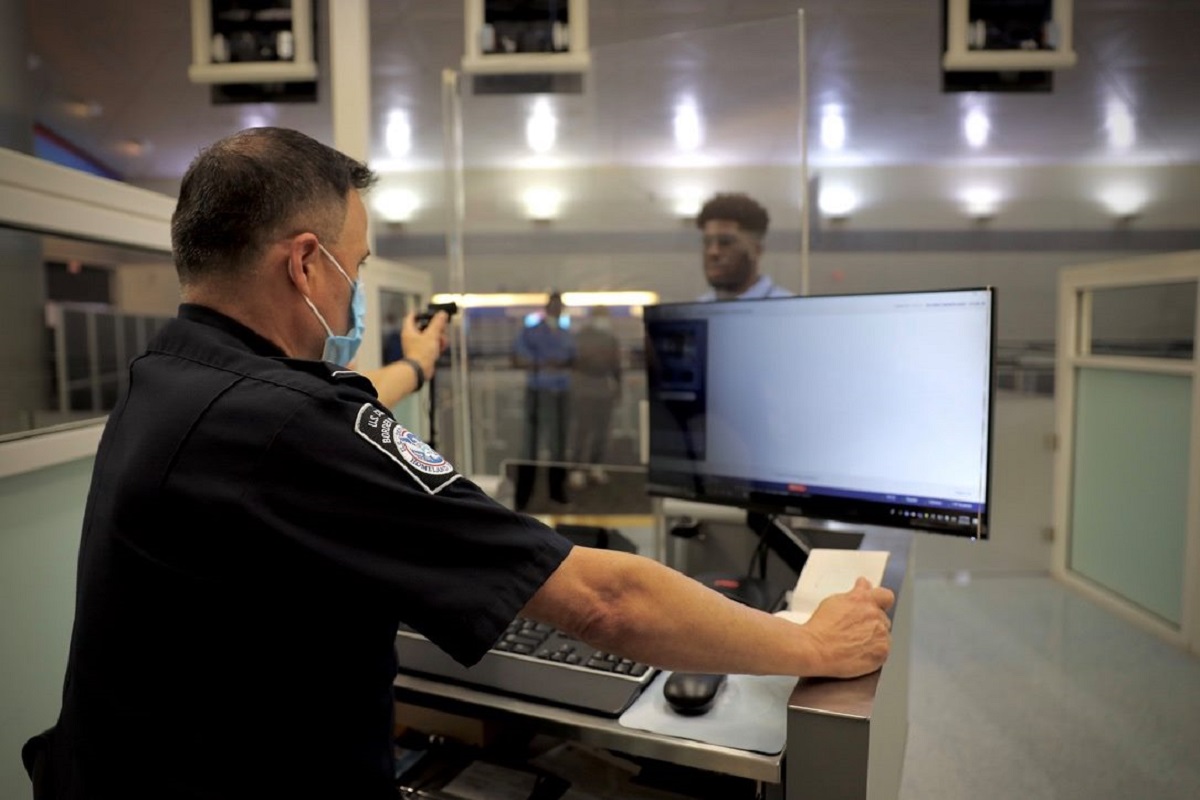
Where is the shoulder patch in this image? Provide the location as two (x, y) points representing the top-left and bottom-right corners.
(354, 403), (460, 494)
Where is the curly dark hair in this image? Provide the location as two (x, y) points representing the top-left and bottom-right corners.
(696, 192), (769, 238)
(171, 127), (377, 286)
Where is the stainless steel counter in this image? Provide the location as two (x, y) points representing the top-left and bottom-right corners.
(393, 521), (914, 799)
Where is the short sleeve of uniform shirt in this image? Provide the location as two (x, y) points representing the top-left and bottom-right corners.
(250, 380), (573, 667)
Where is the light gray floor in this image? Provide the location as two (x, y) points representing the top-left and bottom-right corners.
(900, 573), (1200, 800)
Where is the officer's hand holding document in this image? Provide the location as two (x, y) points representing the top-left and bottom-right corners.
(776, 549), (891, 625)
(776, 549), (893, 678)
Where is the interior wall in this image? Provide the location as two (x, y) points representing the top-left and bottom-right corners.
(0, 456), (91, 800)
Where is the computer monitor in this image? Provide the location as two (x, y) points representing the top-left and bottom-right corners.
(643, 288), (995, 539)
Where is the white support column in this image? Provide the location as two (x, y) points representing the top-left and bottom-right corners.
(328, 0), (374, 245)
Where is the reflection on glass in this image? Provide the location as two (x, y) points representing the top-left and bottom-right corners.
(1089, 283), (1195, 360)
(376, 287), (430, 441)
(448, 17), (802, 514)
(378, 288), (417, 366)
(0, 228), (173, 438)
(438, 297), (648, 514)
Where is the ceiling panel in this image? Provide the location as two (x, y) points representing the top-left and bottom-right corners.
(18, 0), (1200, 190)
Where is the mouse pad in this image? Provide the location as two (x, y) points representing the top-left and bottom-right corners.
(617, 671), (799, 754)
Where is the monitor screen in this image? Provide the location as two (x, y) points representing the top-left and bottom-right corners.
(643, 288), (995, 539)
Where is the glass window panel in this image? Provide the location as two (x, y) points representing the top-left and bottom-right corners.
(123, 317), (141, 361)
(1089, 282), (1195, 359)
(63, 310), (91, 382)
(96, 313), (118, 376)
(0, 228), (172, 438)
(449, 16), (802, 517)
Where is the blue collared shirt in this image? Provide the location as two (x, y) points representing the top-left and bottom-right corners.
(698, 274), (792, 302)
(514, 322), (576, 390)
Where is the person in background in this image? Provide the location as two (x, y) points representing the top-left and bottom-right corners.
(696, 192), (791, 301)
(568, 305), (623, 490)
(27, 128), (893, 800)
(512, 291), (575, 510)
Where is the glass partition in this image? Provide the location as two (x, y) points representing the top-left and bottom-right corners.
(0, 229), (175, 438)
(439, 17), (803, 516)
(1089, 282), (1196, 360)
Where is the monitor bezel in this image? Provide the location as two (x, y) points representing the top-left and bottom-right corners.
(642, 287), (997, 540)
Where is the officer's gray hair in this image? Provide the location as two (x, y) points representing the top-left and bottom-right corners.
(171, 127), (377, 286)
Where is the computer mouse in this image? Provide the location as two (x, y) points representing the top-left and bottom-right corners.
(662, 672), (727, 716)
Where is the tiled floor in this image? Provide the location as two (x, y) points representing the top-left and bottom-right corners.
(900, 574), (1200, 800)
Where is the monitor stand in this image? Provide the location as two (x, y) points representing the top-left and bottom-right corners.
(746, 512), (866, 576)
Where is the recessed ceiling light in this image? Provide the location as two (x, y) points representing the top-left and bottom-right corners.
(115, 138), (150, 158)
(1098, 184), (1147, 217)
(386, 110), (412, 158)
(673, 101), (703, 151)
(673, 188), (704, 218)
(373, 188), (419, 223)
(960, 186), (1001, 218)
(963, 108), (990, 149)
(819, 186), (858, 218)
(1105, 98), (1135, 151)
(64, 99), (103, 119)
(526, 100), (557, 154)
(523, 187), (562, 220)
(820, 104), (846, 151)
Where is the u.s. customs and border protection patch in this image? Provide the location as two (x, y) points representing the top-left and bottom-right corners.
(354, 403), (460, 494)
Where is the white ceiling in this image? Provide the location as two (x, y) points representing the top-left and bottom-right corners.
(20, 1), (1200, 224)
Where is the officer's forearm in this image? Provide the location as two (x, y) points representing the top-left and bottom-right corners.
(523, 548), (820, 676)
(361, 361), (421, 407)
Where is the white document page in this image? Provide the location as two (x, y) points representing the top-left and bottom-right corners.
(775, 548), (890, 625)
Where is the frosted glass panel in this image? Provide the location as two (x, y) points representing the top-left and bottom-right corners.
(1069, 368), (1190, 626)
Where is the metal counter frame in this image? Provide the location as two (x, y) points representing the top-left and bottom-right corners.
(393, 523), (913, 799)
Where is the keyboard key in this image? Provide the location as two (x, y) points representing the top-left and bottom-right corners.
(630, 664), (648, 676)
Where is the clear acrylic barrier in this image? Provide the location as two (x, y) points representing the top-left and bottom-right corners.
(438, 17), (804, 514)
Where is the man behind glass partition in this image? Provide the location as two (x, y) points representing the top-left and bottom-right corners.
(697, 192), (791, 301)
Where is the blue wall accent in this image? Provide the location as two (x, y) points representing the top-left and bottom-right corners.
(33, 130), (120, 181)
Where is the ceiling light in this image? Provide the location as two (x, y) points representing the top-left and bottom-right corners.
(64, 99), (103, 119)
(1105, 98), (1135, 151)
(963, 108), (990, 149)
(673, 101), (703, 151)
(523, 187), (562, 220)
(385, 110), (412, 158)
(818, 186), (858, 218)
(525, 100), (557, 154)
(1098, 184), (1147, 218)
(820, 104), (846, 151)
(960, 186), (1001, 219)
(431, 291), (660, 309)
(673, 188), (704, 218)
(373, 188), (419, 223)
(115, 138), (150, 158)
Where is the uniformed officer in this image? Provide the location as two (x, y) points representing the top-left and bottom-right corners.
(35, 128), (893, 799)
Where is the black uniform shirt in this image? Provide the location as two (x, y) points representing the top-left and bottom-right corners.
(48, 304), (573, 798)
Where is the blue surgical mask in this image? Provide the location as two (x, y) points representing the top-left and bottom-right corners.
(302, 243), (365, 366)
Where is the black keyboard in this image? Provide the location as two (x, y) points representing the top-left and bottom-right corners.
(395, 618), (658, 716)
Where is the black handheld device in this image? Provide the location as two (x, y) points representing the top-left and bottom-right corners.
(415, 301), (458, 331)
